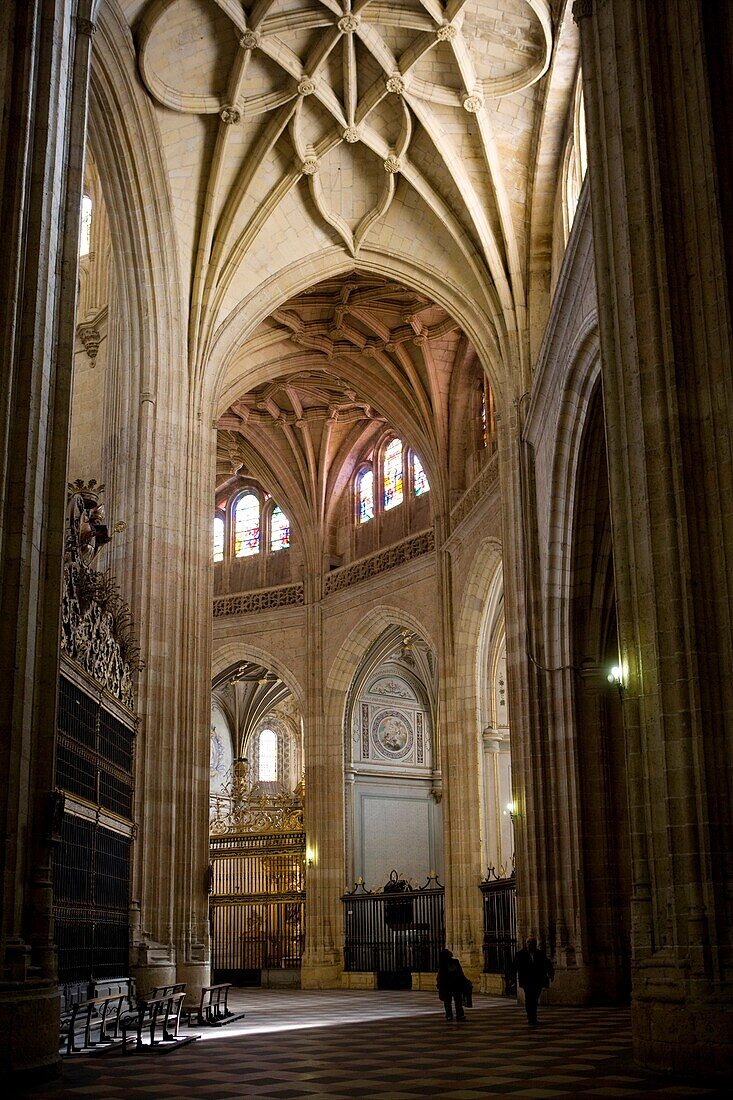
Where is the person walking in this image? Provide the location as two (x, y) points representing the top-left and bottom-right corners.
(513, 936), (554, 1025)
(437, 948), (467, 1021)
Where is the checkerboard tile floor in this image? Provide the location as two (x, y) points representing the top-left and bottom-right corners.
(20, 990), (726, 1099)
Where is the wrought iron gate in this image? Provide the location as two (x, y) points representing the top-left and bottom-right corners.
(209, 830), (305, 981)
(481, 871), (517, 992)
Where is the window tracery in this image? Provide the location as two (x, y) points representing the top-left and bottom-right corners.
(213, 488), (291, 562)
(383, 438), (404, 510)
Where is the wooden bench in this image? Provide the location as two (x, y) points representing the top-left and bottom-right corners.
(120, 990), (197, 1053)
(183, 983), (244, 1027)
(60, 991), (128, 1055)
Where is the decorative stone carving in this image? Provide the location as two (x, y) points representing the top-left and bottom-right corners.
(220, 106), (241, 125)
(77, 324), (101, 361)
(301, 156), (319, 176)
(338, 15), (360, 32)
(213, 583), (305, 617)
(240, 31), (259, 49)
(61, 483), (141, 709)
(342, 126), (360, 143)
(386, 74), (406, 95)
(383, 155), (401, 174)
(76, 17), (96, 36)
(297, 77), (316, 96)
(437, 23), (457, 42)
(324, 529), (435, 595)
(463, 92), (484, 114)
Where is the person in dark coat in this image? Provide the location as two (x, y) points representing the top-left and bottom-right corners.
(437, 948), (467, 1021)
(513, 936), (554, 1024)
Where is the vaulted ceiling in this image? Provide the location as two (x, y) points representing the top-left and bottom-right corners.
(215, 273), (483, 529)
(129, 0), (556, 377)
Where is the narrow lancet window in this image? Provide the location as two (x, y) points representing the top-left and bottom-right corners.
(258, 729), (277, 782)
(213, 516), (225, 562)
(234, 493), (260, 557)
(383, 438), (403, 510)
(413, 453), (430, 496)
(358, 469), (374, 523)
(270, 506), (290, 551)
(79, 194), (93, 257)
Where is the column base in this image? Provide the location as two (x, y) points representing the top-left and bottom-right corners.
(0, 981), (60, 1082)
(632, 994), (733, 1079)
(176, 962), (211, 1007)
(300, 961), (342, 989)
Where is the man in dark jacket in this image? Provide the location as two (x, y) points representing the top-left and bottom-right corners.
(513, 936), (554, 1025)
(437, 948), (467, 1020)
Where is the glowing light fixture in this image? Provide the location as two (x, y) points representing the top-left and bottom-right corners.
(607, 665), (623, 687)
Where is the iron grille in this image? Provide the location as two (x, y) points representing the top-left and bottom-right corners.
(56, 676), (134, 818)
(342, 878), (445, 974)
(481, 874), (517, 988)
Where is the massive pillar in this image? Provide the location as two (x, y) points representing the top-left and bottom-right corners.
(89, 5), (211, 1003)
(0, 0), (94, 1079)
(577, 0), (733, 1075)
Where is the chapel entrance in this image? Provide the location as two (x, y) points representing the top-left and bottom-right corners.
(209, 663), (305, 985)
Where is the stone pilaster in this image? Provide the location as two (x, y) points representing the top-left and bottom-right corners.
(577, 0), (733, 1075)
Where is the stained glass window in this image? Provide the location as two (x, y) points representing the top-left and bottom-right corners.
(270, 506), (290, 551)
(413, 453), (430, 496)
(79, 194), (92, 256)
(481, 387), (488, 447)
(383, 438), (403, 510)
(358, 468), (374, 523)
(258, 728), (277, 782)
(213, 515), (224, 562)
(234, 493), (260, 557)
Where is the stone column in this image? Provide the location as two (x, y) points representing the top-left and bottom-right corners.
(576, 0), (733, 1076)
(0, 0), (94, 1079)
(438, 515), (484, 977)
(301, 594), (342, 987)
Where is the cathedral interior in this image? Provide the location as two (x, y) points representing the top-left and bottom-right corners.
(1, 0), (732, 1089)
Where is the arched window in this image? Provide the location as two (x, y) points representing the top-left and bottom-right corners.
(358, 468), (374, 523)
(383, 438), (403, 510)
(270, 505), (290, 551)
(234, 493), (260, 557)
(412, 453), (430, 496)
(479, 378), (497, 453)
(563, 73), (588, 237)
(79, 194), (93, 257)
(213, 515), (225, 562)
(258, 729), (278, 782)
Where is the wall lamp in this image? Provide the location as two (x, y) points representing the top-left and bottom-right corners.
(504, 801), (518, 822)
(305, 847), (315, 868)
(607, 664), (623, 687)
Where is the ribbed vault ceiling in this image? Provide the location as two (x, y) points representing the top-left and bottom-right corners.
(131, 0), (554, 374)
(216, 273), (482, 531)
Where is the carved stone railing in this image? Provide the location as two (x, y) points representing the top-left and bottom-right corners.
(324, 529), (435, 596)
(213, 582), (305, 618)
(450, 451), (499, 529)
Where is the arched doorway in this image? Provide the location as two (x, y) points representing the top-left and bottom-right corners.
(209, 661), (305, 987)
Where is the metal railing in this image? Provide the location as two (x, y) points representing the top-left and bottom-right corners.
(342, 872), (445, 974)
